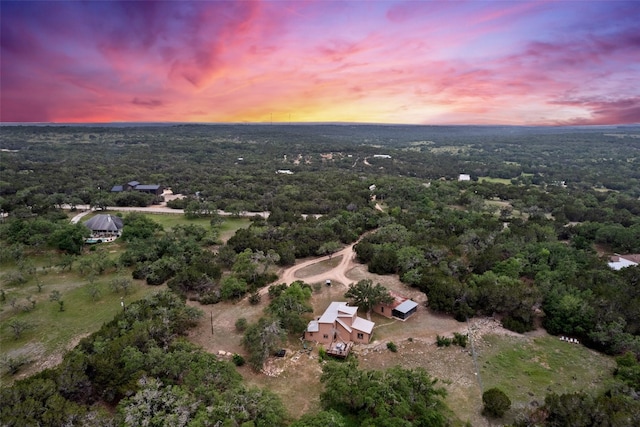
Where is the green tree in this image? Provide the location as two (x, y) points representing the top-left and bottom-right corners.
(118, 377), (198, 427)
(344, 279), (394, 320)
(220, 276), (248, 300)
(614, 352), (640, 390)
(7, 318), (32, 340)
(243, 318), (285, 371)
(543, 290), (596, 336)
(109, 277), (133, 295)
(233, 248), (259, 283)
(290, 409), (346, 427)
(396, 246), (425, 274)
(49, 223), (90, 255)
(267, 281), (313, 334)
(57, 254), (75, 272)
(120, 212), (162, 241)
(86, 282), (101, 301)
(0, 377), (87, 425)
(320, 361), (449, 426)
(49, 290), (64, 311)
(317, 241), (342, 259)
(482, 387), (511, 418)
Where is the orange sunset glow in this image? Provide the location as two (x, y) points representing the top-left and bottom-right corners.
(1, 1), (639, 125)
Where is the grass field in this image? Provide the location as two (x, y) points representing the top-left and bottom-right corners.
(0, 213), (249, 381)
(1, 271), (164, 381)
(478, 334), (616, 420)
(478, 173), (534, 185)
(479, 176), (514, 185)
(83, 210), (251, 242)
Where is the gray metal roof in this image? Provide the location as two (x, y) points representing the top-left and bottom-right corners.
(135, 184), (161, 190)
(83, 214), (124, 231)
(393, 299), (418, 314)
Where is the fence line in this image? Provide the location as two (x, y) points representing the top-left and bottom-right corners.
(467, 317), (484, 393)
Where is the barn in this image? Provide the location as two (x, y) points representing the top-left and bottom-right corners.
(373, 291), (419, 321)
(392, 299), (419, 320)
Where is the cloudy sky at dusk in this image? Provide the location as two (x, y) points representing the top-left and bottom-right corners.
(1, 1), (639, 125)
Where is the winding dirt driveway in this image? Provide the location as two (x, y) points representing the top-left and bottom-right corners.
(278, 242), (359, 289)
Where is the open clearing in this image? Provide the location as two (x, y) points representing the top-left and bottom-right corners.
(187, 253), (616, 425)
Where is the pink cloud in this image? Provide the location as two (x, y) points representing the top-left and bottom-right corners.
(132, 97), (164, 108)
(550, 98), (640, 126)
(2, 1), (639, 125)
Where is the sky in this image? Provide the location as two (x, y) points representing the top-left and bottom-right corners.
(1, 1), (639, 125)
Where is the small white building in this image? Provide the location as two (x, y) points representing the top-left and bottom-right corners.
(608, 254), (640, 270)
(458, 174), (471, 181)
(276, 169), (294, 175)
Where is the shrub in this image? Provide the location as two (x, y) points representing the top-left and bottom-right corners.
(436, 335), (452, 347)
(220, 276), (248, 300)
(249, 291), (261, 305)
(318, 346), (327, 362)
(268, 283), (288, 299)
(235, 317), (248, 332)
(386, 341), (398, 352)
(232, 354), (245, 367)
(502, 316), (533, 333)
(453, 332), (468, 348)
(199, 291), (221, 305)
(482, 387), (511, 417)
(0, 355), (30, 375)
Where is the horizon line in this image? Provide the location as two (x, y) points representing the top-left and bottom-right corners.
(1, 121), (639, 128)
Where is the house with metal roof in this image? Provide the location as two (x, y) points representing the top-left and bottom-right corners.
(111, 180), (163, 195)
(83, 214), (124, 242)
(373, 291), (419, 321)
(305, 301), (375, 349)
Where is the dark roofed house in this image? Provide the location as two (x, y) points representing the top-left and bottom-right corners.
(83, 214), (124, 242)
(134, 184), (162, 195)
(110, 180), (163, 195)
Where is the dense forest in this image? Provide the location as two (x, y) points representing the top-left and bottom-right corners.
(1, 124), (640, 426)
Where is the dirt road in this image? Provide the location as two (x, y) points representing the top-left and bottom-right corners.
(278, 243), (358, 288)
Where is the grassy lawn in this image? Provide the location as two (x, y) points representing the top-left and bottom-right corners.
(294, 256), (343, 279)
(80, 210), (250, 242)
(1, 210), (250, 382)
(478, 173), (534, 185)
(218, 218), (252, 242)
(478, 334), (616, 408)
(479, 176), (513, 185)
(1, 271), (163, 381)
(86, 210), (208, 230)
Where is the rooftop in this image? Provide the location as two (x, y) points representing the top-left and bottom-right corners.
(318, 302), (357, 324)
